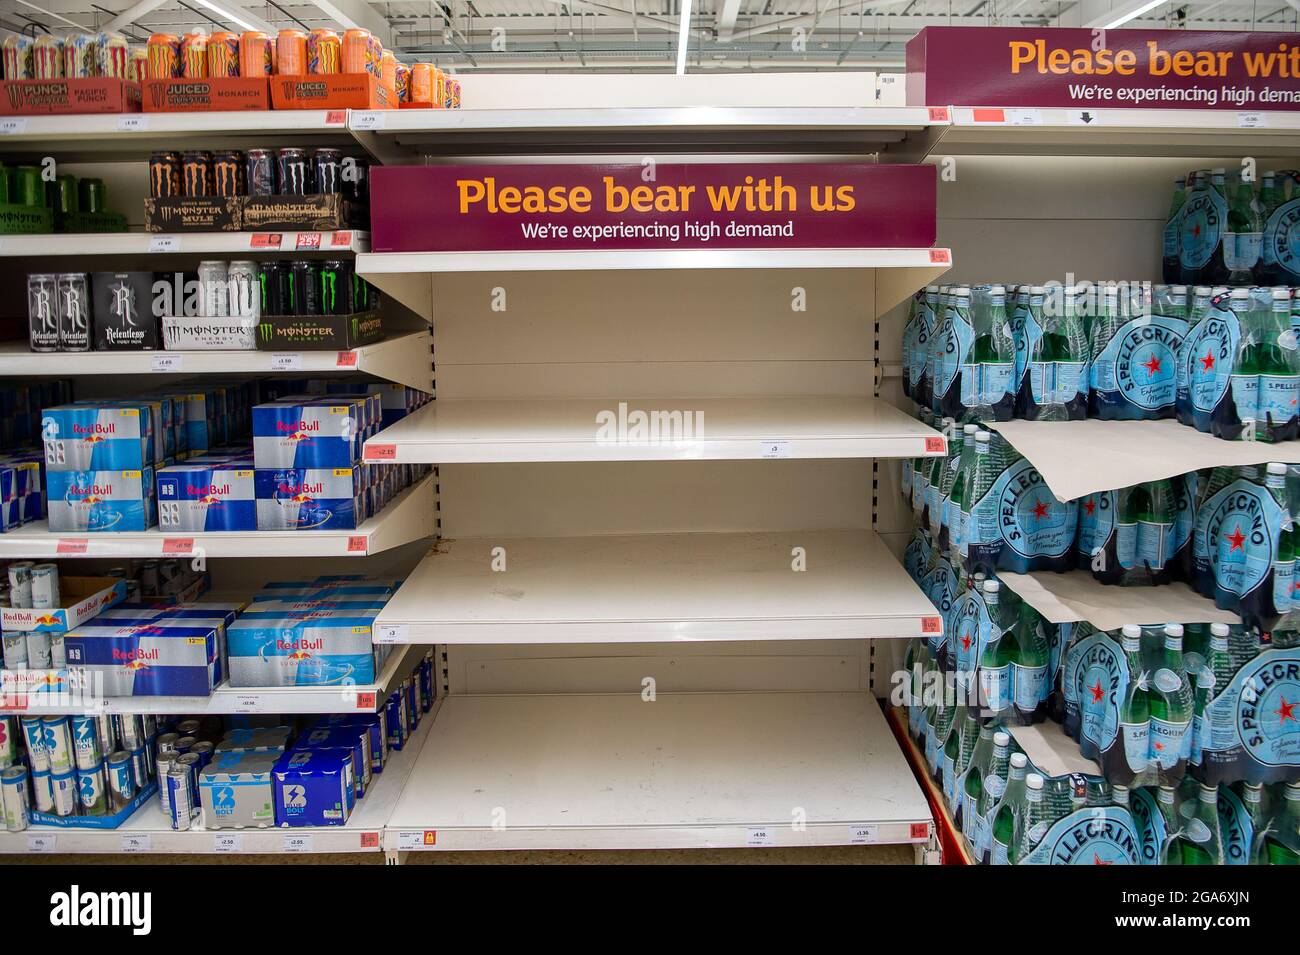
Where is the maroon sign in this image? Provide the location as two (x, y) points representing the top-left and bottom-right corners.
(907, 27), (1300, 111)
(370, 163), (936, 253)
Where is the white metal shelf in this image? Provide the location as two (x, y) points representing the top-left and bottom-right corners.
(0, 231), (368, 257)
(381, 691), (931, 852)
(374, 528), (941, 644)
(0, 473), (435, 559)
(0, 700), (435, 856)
(0, 330), (432, 393)
(0, 645), (428, 717)
(361, 396), (946, 464)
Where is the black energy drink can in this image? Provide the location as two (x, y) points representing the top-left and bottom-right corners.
(276, 147), (310, 195)
(212, 149), (246, 197)
(149, 151), (182, 198)
(290, 259), (321, 316)
(259, 261), (293, 316)
(246, 148), (276, 197)
(181, 150), (213, 197)
(319, 259), (354, 315)
(312, 148), (342, 194)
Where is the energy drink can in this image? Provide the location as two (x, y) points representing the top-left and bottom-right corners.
(313, 148), (341, 194)
(176, 751), (200, 800)
(71, 715), (101, 770)
(63, 33), (96, 78)
(31, 563), (60, 609)
(275, 29), (307, 75)
(98, 33), (129, 78)
(13, 165), (43, 207)
(139, 560), (160, 596)
(56, 274), (90, 351)
(366, 33), (382, 77)
(319, 260), (354, 315)
(308, 29), (341, 74)
(32, 35), (62, 80)
(165, 763), (191, 829)
(128, 746), (148, 788)
(228, 260), (259, 318)
(30, 769), (53, 813)
(239, 31), (274, 76)
(2, 35), (33, 80)
(246, 148), (276, 196)
(394, 62), (410, 102)
(27, 275), (59, 352)
(50, 174), (78, 215)
(277, 147), (309, 195)
(174, 736), (196, 755)
(127, 48), (148, 82)
(25, 632), (51, 669)
(107, 751), (134, 809)
(50, 771), (76, 817)
(199, 260), (229, 318)
(156, 750), (176, 814)
(40, 717), (73, 774)
(191, 740), (214, 769)
(341, 28), (371, 74)
(96, 714), (116, 754)
(149, 151), (182, 198)
(1, 766), (28, 831)
(78, 178), (106, 214)
(118, 715), (144, 752)
(175, 719), (200, 737)
(380, 50), (396, 91)
(0, 716), (18, 764)
(146, 33), (181, 79)
(213, 150), (246, 197)
(207, 31), (240, 77)
(182, 150), (213, 197)
(342, 159), (368, 202)
(291, 260), (321, 316)
(20, 718), (47, 772)
(260, 262), (292, 316)
(180, 32), (208, 78)
(7, 562), (33, 607)
(410, 63), (433, 104)
(77, 760), (108, 815)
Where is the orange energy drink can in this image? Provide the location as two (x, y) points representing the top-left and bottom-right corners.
(275, 29), (307, 75)
(307, 29), (340, 74)
(450, 78), (461, 109)
(207, 31), (239, 77)
(380, 49), (396, 91)
(393, 62), (410, 102)
(127, 48), (148, 82)
(435, 67), (447, 109)
(146, 33), (180, 79)
(409, 62), (433, 104)
(179, 32), (208, 78)
(367, 35), (382, 76)
(239, 31), (273, 76)
(341, 29), (371, 74)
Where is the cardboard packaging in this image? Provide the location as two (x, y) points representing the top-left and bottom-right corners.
(42, 402), (154, 471)
(157, 463), (256, 532)
(270, 73), (397, 111)
(141, 77), (269, 112)
(61, 622), (218, 696)
(251, 399), (364, 468)
(216, 725), (293, 755)
(161, 316), (258, 350)
(226, 610), (379, 687)
(200, 750), (279, 829)
(254, 310), (384, 352)
(91, 272), (159, 351)
(0, 577), (127, 633)
(45, 468), (156, 533)
(254, 466), (362, 530)
(272, 748), (355, 827)
(0, 78), (141, 115)
(143, 196), (242, 232)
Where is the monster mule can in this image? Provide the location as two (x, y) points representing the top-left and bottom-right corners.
(27, 274), (59, 352)
(212, 150), (246, 197)
(149, 151), (182, 198)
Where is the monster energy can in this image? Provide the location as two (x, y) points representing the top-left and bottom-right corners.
(290, 260), (321, 316)
(259, 261), (293, 317)
(319, 260), (354, 315)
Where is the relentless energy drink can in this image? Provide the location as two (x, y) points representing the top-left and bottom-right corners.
(277, 148), (309, 195)
(92, 272), (158, 350)
(27, 274), (59, 352)
(57, 273), (90, 352)
(291, 260), (321, 316)
(149, 151), (182, 198)
(246, 149), (276, 196)
(213, 150), (246, 196)
(182, 150), (213, 197)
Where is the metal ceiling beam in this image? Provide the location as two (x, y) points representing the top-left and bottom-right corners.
(537, 0), (704, 36)
(722, 0), (918, 42)
(716, 0), (745, 39)
(103, 0), (169, 31)
(301, 0), (393, 44)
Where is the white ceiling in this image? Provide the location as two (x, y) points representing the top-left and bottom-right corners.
(2, 0), (1296, 71)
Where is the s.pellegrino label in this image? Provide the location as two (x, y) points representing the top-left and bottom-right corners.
(1062, 632), (1130, 778)
(1181, 302), (1240, 434)
(1263, 195), (1300, 286)
(1019, 807), (1143, 865)
(1197, 647), (1300, 785)
(968, 456), (1077, 574)
(1089, 315), (1188, 421)
(1199, 475), (1285, 627)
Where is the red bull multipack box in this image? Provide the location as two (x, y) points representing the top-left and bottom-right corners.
(45, 468), (156, 532)
(252, 399), (365, 469)
(226, 610), (380, 687)
(41, 403), (154, 472)
(61, 622), (219, 696)
(254, 466), (362, 530)
(158, 463), (256, 531)
(249, 576), (399, 602)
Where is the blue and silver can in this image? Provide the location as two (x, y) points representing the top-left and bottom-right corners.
(30, 769), (53, 814)
(49, 770), (76, 817)
(106, 750), (134, 810)
(1, 765), (29, 831)
(19, 718), (46, 772)
(76, 760), (108, 816)
(39, 716), (73, 774)
(164, 764), (191, 830)
(70, 714), (101, 771)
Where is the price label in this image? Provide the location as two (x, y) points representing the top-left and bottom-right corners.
(161, 537), (193, 556)
(116, 115), (148, 132)
(397, 830), (435, 849)
(213, 833), (244, 853)
(121, 834), (153, 852)
(269, 353), (303, 371)
(330, 231), (354, 248)
(151, 354), (183, 373)
(347, 536), (367, 554)
(233, 694), (264, 713)
(847, 824), (878, 845)
(971, 107), (1007, 124)
(56, 539), (88, 555)
(924, 436), (945, 453)
(929, 249), (951, 264)
(295, 232), (322, 250)
(149, 235), (180, 253)
(325, 110), (347, 125)
(927, 106), (950, 122)
(375, 624), (408, 644)
(1238, 111), (1267, 128)
(1007, 108), (1043, 126)
(359, 831), (380, 849)
(283, 834), (314, 853)
(759, 440), (792, 459)
(745, 827), (774, 846)
(352, 111), (385, 130)
(910, 822), (931, 840)
(336, 350), (358, 367)
(0, 118), (28, 135)
(355, 691), (377, 710)
(921, 616), (943, 634)
(27, 833), (56, 853)
(250, 233), (283, 249)
(365, 444), (396, 461)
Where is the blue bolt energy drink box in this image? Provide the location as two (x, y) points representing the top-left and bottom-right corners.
(226, 611), (379, 687)
(61, 623), (218, 696)
(200, 750), (278, 829)
(157, 463), (256, 532)
(216, 726), (293, 755)
(45, 468), (156, 532)
(294, 725), (371, 798)
(42, 404), (153, 472)
(252, 400), (363, 469)
(273, 748), (354, 827)
(314, 714), (387, 773)
(254, 467), (362, 530)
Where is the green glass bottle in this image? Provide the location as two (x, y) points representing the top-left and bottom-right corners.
(1256, 292), (1300, 442)
(967, 284), (1016, 421)
(1240, 782), (1269, 864)
(1224, 171), (1264, 286)
(1207, 624), (1234, 691)
(990, 752), (1029, 865)
(928, 420), (964, 543)
(972, 730), (1011, 864)
(942, 705), (978, 807)
(946, 423), (979, 565)
(1012, 773), (1049, 864)
(1118, 624), (1151, 776)
(1189, 666), (1214, 768)
(1148, 623), (1193, 776)
(1027, 282), (1089, 421)
(1262, 781), (1300, 864)
(1163, 176), (1187, 283)
(1010, 600), (1050, 724)
(1115, 480), (1176, 578)
(1221, 288), (1257, 440)
(928, 699), (956, 780)
(960, 721), (996, 836)
(1180, 783), (1226, 865)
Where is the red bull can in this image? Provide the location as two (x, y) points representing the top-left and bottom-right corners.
(191, 740), (214, 770)
(146, 33), (180, 79)
(173, 735), (197, 755)
(307, 29), (341, 75)
(129, 746), (148, 788)
(97, 33), (129, 78)
(107, 751), (134, 810)
(77, 760), (108, 815)
(1, 766), (28, 832)
(165, 762), (192, 830)
(2, 35), (34, 80)
(31, 562), (60, 609)
(155, 749), (176, 813)
(180, 32), (208, 78)
(63, 33), (97, 78)
(208, 31), (240, 77)
(32, 35), (62, 80)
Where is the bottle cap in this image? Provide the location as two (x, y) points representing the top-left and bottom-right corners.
(990, 284), (1005, 295)
(1231, 287), (1250, 299)
(982, 580), (999, 593)
(1194, 285), (1212, 296)
(1171, 285), (1187, 295)
(1010, 752), (1028, 768)
(1121, 624), (1142, 638)
(1164, 623), (1184, 637)
(1274, 288), (1293, 301)
(964, 423), (978, 434)
(1210, 623), (1230, 636)
(993, 731), (1010, 747)
(975, 430), (990, 442)
(1025, 773), (1044, 790)
(1268, 462), (1288, 475)
(954, 285), (971, 297)
(926, 285), (938, 293)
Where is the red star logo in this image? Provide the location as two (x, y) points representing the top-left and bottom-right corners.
(1193, 222), (1202, 238)
(1084, 499), (1097, 516)
(1032, 500), (1050, 520)
(1277, 697), (1298, 724)
(1093, 854), (1114, 866)
(1142, 354), (1162, 376)
(961, 633), (973, 651)
(1091, 680), (1105, 703)
(1201, 350), (1215, 372)
(1153, 740), (1164, 751)
(1227, 525), (1247, 552)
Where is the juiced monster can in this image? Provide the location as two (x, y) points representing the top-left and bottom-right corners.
(57, 273), (90, 352)
(32, 35), (62, 80)
(62, 33), (96, 78)
(27, 274), (59, 352)
(98, 32), (129, 78)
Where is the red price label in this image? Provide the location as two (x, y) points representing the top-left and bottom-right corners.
(295, 232), (322, 250)
(336, 351), (358, 368)
(972, 107), (1007, 124)
(921, 616), (943, 634)
(325, 110), (346, 125)
(359, 831), (380, 848)
(365, 444), (396, 461)
(249, 233), (282, 249)
(924, 436), (945, 453)
(347, 536), (367, 553)
(330, 231), (353, 248)
(910, 823), (931, 840)
(56, 539), (88, 555)
(927, 106), (950, 122)
(929, 249), (951, 264)
(162, 537), (194, 556)
(356, 691), (376, 710)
